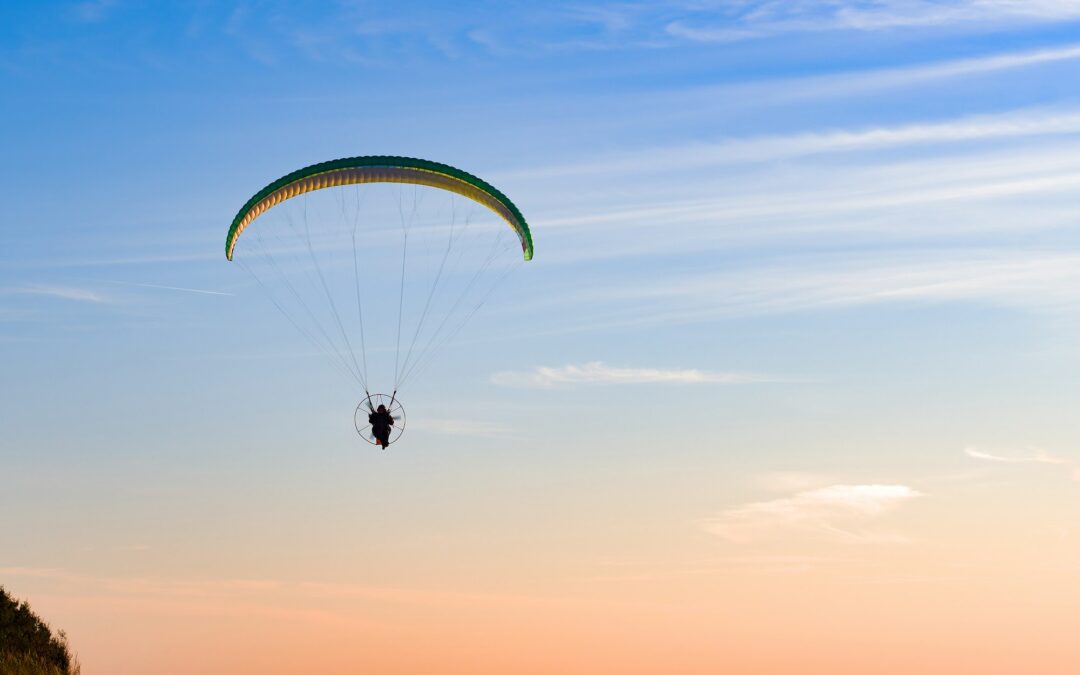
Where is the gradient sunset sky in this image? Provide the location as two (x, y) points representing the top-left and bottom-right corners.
(4, 2), (1080, 673)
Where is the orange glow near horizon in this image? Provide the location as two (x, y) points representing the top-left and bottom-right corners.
(9, 477), (1080, 674)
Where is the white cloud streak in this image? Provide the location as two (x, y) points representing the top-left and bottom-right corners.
(509, 106), (1080, 181)
(5, 284), (109, 303)
(1, 280), (230, 304)
(490, 361), (777, 388)
(501, 107), (1080, 329)
(964, 446), (1080, 479)
(964, 445), (1070, 464)
(550, 252), (1080, 334)
(704, 484), (923, 544)
(91, 279), (234, 296)
(666, 1), (1080, 41)
(830, 0), (1080, 30)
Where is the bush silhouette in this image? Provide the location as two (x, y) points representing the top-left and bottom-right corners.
(0, 586), (78, 675)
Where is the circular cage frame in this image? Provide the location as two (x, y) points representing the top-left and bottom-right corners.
(354, 393), (406, 447)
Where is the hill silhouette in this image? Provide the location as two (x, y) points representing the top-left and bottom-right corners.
(0, 586), (79, 675)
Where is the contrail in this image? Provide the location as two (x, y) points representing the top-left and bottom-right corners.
(87, 279), (233, 296)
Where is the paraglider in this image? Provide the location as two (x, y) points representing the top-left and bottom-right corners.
(368, 404), (394, 448)
(354, 393), (406, 448)
(226, 156), (532, 448)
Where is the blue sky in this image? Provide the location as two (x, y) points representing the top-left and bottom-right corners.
(4, 3), (1080, 671)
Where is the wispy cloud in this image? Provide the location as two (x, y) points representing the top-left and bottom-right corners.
(5, 284), (109, 303)
(964, 446), (1080, 479)
(500, 44), (1080, 147)
(830, 0), (1080, 30)
(510, 107), (1080, 180)
(964, 445), (1070, 464)
(796, 42), (1080, 97)
(0, 279), (229, 306)
(91, 279), (233, 296)
(510, 108), (1080, 278)
(666, 1), (1080, 42)
(547, 251), (1080, 334)
(490, 361), (777, 388)
(703, 484), (923, 544)
(511, 105), (1080, 327)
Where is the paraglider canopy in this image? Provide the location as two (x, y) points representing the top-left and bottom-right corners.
(225, 155), (532, 448)
(226, 155), (533, 262)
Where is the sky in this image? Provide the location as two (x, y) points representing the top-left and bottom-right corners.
(3, 1), (1080, 673)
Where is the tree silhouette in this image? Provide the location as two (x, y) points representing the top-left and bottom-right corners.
(0, 586), (77, 674)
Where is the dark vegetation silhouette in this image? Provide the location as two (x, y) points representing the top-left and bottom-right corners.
(0, 586), (79, 675)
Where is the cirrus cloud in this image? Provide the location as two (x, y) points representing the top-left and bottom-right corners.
(490, 361), (779, 388)
(704, 484), (923, 544)
(5, 284), (109, 303)
(665, 1), (1080, 43)
(964, 445), (1070, 464)
(964, 445), (1080, 480)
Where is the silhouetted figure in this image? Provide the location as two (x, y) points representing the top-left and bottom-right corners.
(369, 404), (394, 448)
